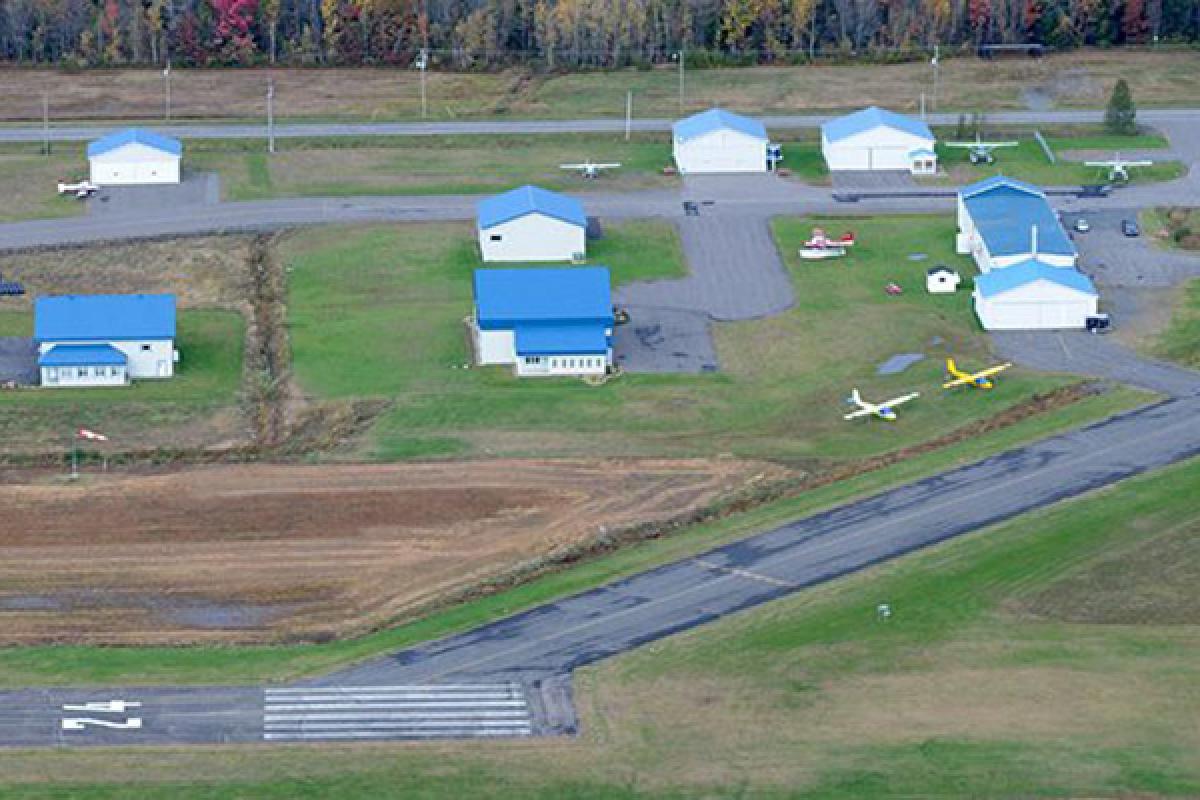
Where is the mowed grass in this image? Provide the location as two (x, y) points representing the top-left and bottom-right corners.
(0, 144), (87, 222)
(188, 134), (678, 200)
(283, 215), (1073, 463)
(0, 310), (245, 454)
(1153, 278), (1200, 368)
(0, 443), (1191, 799)
(929, 134), (1182, 186)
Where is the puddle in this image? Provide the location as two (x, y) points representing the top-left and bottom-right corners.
(877, 353), (925, 375)
(907, 252), (929, 262)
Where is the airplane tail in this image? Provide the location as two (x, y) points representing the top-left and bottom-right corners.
(850, 388), (862, 405)
(946, 358), (959, 377)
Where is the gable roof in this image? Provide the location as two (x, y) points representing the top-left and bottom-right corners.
(821, 106), (934, 144)
(477, 185), (586, 230)
(975, 260), (1097, 299)
(515, 322), (608, 355)
(87, 128), (183, 158)
(959, 175), (1043, 200)
(673, 108), (768, 143)
(961, 181), (1076, 259)
(38, 343), (128, 367)
(35, 294), (177, 342)
(474, 267), (612, 328)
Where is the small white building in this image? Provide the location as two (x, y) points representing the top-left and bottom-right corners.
(957, 176), (1076, 272)
(477, 185), (587, 262)
(87, 129), (182, 186)
(926, 266), (962, 294)
(821, 107), (938, 174)
(35, 294), (178, 387)
(472, 267), (613, 377)
(671, 108), (770, 174)
(973, 259), (1099, 330)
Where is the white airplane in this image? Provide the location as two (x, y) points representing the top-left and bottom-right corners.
(944, 134), (1019, 165)
(559, 160), (622, 180)
(57, 179), (99, 198)
(1083, 152), (1154, 182)
(843, 388), (921, 421)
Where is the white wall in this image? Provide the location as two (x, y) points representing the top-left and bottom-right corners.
(38, 339), (175, 378)
(40, 364), (127, 388)
(90, 142), (181, 186)
(973, 283), (1098, 330)
(673, 129), (767, 174)
(822, 127), (935, 172)
(476, 328), (516, 365)
(478, 214), (586, 262)
(515, 353), (608, 377)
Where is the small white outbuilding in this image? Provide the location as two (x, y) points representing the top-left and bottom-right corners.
(477, 185), (587, 263)
(973, 259), (1099, 330)
(87, 129), (182, 186)
(672, 109), (769, 174)
(926, 266), (962, 294)
(821, 107), (937, 174)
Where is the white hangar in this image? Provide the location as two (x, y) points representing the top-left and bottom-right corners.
(973, 259), (1098, 330)
(477, 185), (587, 262)
(821, 107), (937, 174)
(672, 108), (770, 174)
(35, 293), (178, 388)
(87, 128), (183, 186)
(957, 176), (1077, 272)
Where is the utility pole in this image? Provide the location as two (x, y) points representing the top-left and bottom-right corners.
(41, 92), (49, 156)
(673, 49), (685, 113)
(931, 44), (940, 113)
(416, 48), (429, 119)
(266, 77), (275, 154)
(625, 90), (632, 141)
(163, 62), (172, 121)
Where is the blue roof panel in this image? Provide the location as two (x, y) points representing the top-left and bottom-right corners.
(673, 108), (768, 143)
(976, 259), (1097, 298)
(515, 323), (609, 355)
(35, 294), (177, 342)
(474, 267), (612, 328)
(87, 128), (183, 158)
(477, 185), (586, 230)
(960, 175), (1043, 199)
(822, 106), (934, 144)
(39, 344), (128, 367)
(962, 184), (1076, 259)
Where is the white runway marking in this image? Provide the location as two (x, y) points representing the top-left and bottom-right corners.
(262, 684), (533, 741)
(693, 559), (795, 588)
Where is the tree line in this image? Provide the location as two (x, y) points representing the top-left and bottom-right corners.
(0, 0), (1196, 67)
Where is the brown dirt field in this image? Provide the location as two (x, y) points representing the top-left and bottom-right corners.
(0, 458), (787, 644)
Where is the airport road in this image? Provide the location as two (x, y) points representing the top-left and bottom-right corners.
(1, 108), (1200, 142)
(2, 390), (1198, 747)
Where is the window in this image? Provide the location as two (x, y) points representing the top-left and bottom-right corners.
(110, 367), (122, 377)
(524, 356), (542, 365)
(77, 368), (89, 378)
(44, 368), (58, 383)
(490, 234), (503, 242)
(141, 344), (152, 352)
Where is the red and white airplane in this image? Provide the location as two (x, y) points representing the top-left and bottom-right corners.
(57, 179), (99, 198)
(799, 228), (856, 260)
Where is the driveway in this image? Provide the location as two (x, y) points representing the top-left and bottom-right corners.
(86, 171), (220, 218)
(0, 337), (37, 385)
(1064, 208), (1200, 289)
(831, 170), (915, 190)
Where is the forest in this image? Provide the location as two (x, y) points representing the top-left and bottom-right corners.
(0, 0), (1195, 68)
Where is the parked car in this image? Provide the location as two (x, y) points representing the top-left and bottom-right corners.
(1074, 217), (1091, 233)
(1121, 219), (1140, 237)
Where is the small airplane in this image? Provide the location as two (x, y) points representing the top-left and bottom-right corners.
(843, 388), (920, 421)
(57, 179), (99, 198)
(559, 160), (622, 180)
(1083, 152), (1154, 182)
(943, 358), (1012, 390)
(799, 228), (856, 260)
(944, 133), (1019, 165)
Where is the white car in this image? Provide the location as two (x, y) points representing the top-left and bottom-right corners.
(1073, 217), (1091, 233)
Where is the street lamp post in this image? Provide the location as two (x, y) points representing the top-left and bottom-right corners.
(416, 48), (429, 119)
(673, 49), (685, 113)
(163, 62), (172, 121)
(41, 91), (49, 156)
(267, 78), (275, 153)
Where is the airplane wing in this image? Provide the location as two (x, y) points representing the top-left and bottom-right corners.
(843, 407), (876, 420)
(974, 363), (1013, 379)
(559, 163), (587, 169)
(593, 163), (622, 169)
(942, 375), (975, 389)
(885, 392), (920, 407)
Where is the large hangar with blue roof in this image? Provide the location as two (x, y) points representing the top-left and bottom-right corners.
(672, 109), (769, 174)
(472, 267), (613, 377)
(956, 176), (1077, 271)
(87, 128), (183, 186)
(35, 293), (178, 387)
(477, 185), (587, 262)
(821, 107), (937, 174)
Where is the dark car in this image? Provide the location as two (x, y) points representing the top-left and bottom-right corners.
(1121, 219), (1140, 237)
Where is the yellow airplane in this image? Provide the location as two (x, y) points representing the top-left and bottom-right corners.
(943, 358), (1012, 390)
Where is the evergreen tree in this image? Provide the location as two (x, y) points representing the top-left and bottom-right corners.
(1105, 78), (1137, 135)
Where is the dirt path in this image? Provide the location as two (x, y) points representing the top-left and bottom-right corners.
(0, 458), (787, 645)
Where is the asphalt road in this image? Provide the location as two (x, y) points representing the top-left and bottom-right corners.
(3, 108), (1200, 143)
(3, 390), (1198, 746)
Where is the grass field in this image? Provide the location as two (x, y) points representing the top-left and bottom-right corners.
(1143, 206), (1200, 250)
(0, 148), (86, 221)
(3, 50), (1199, 123)
(0, 310), (246, 455)
(282, 215), (1077, 462)
(0, 437), (1190, 799)
(1153, 278), (1200, 368)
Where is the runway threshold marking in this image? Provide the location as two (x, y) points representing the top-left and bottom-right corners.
(693, 559), (795, 589)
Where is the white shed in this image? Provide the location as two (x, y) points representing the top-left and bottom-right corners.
(672, 109), (769, 174)
(477, 185), (587, 262)
(821, 107), (937, 174)
(973, 260), (1098, 330)
(87, 129), (182, 186)
(926, 266), (961, 294)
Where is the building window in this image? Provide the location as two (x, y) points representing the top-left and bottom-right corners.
(524, 356), (542, 365)
(490, 234), (503, 242)
(141, 344), (152, 352)
(77, 367), (89, 378)
(44, 368), (58, 383)
(110, 367), (122, 377)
